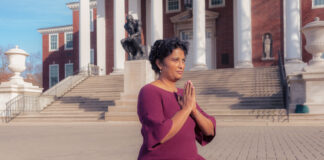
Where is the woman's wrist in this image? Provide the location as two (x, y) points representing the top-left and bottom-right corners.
(191, 107), (199, 116)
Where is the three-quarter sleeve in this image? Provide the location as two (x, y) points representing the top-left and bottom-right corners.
(137, 87), (173, 151)
(194, 103), (216, 146)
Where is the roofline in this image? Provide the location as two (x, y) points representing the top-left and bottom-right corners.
(38, 25), (73, 34)
(67, 0), (97, 10)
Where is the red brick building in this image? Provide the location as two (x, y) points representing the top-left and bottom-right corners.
(38, 0), (324, 90)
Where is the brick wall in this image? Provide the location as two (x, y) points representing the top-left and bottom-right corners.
(42, 7), (97, 91)
(251, 0), (284, 67)
(162, 0), (234, 68)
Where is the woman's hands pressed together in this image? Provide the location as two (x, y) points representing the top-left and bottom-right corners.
(178, 80), (197, 114)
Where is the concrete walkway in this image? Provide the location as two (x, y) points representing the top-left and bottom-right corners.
(0, 122), (323, 160)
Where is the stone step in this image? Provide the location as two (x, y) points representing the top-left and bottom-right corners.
(59, 97), (120, 101)
(41, 110), (106, 114)
(108, 106), (137, 112)
(27, 111), (105, 116)
(114, 99), (137, 106)
(17, 113), (105, 118)
(12, 117), (105, 122)
(204, 109), (286, 115)
(44, 107), (107, 112)
(45, 104), (108, 109)
(105, 111), (138, 121)
(52, 101), (114, 105)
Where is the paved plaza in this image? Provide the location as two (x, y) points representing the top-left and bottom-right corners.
(0, 122), (323, 160)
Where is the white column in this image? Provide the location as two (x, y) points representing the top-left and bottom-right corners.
(284, 0), (306, 74)
(79, 0), (91, 72)
(284, 0), (303, 62)
(150, 0), (163, 45)
(191, 0), (208, 70)
(97, 0), (106, 75)
(233, 0), (253, 68)
(113, 0), (125, 74)
(129, 0), (141, 20)
(146, 0), (152, 53)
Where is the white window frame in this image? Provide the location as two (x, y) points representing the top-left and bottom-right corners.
(166, 0), (181, 13)
(90, 48), (95, 64)
(64, 63), (74, 78)
(312, 0), (324, 9)
(64, 32), (73, 50)
(49, 64), (59, 88)
(90, 9), (94, 32)
(49, 33), (59, 52)
(209, 0), (225, 8)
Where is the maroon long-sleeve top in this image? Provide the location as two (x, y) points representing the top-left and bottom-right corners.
(137, 84), (216, 160)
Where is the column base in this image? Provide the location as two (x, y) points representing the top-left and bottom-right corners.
(190, 64), (208, 71)
(285, 59), (306, 75)
(235, 61), (253, 68)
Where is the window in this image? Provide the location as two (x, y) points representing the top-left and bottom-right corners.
(90, 9), (94, 32)
(65, 63), (73, 78)
(49, 64), (59, 88)
(180, 30), (193, 41)
(184, 0), (192, 9)
(313, 0), (324, 8)
(209, 0), (225, 8)
(90, 49), (94, 64)
(166, 0), (181, 13)
(65, 32), (73, 50)
(49, 34), (58, 51)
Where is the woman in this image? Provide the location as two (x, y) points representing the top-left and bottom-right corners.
(137, 38), (216, 160)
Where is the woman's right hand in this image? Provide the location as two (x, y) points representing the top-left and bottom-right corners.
(181, 80), (196, 112)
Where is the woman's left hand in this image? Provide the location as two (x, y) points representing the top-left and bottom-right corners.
(177, 80), (197, 113)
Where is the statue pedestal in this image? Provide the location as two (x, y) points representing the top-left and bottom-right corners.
(0, 80), (43, 117)
(0, 46), (43, 118)
(288, 72), (324, 114)
(105, 60), (155, 121)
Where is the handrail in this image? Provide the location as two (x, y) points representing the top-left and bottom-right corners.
(4, 95), (40, 123)
(3, 64), (100, 123)
(43, 64), (99, 97)
(278, 50), (290, 120)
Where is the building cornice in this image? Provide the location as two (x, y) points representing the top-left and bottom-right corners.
(38, 25), (73, 34)
(67, 0), (97, 10)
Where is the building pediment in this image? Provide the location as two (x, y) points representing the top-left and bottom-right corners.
(170, 10), (219, 24)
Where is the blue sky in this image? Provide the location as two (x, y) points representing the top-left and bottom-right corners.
(0, 0), (77, 61)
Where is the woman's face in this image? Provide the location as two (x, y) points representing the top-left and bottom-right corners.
(157, 48), (186, 82)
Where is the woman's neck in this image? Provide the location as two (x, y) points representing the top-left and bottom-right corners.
(158, 77), (177, 92)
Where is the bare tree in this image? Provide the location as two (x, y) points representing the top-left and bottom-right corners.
(0, 47), (11, 82)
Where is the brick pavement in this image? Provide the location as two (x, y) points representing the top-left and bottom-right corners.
(0, 122), (323, 160)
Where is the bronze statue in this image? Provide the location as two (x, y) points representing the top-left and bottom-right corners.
(121, 15), (145, 60)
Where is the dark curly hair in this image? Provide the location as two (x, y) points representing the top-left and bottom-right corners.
(149, 37), (188, 74)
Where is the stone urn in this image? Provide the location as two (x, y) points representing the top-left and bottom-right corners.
(4, 46), (29, 84)
(302, 17), (324, 72)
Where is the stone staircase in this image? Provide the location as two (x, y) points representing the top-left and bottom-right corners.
(176, 66), (287, 125)
(11, 66), (324, 125)
(11, 75), (124, 122)
(107, 66), (290, 124)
